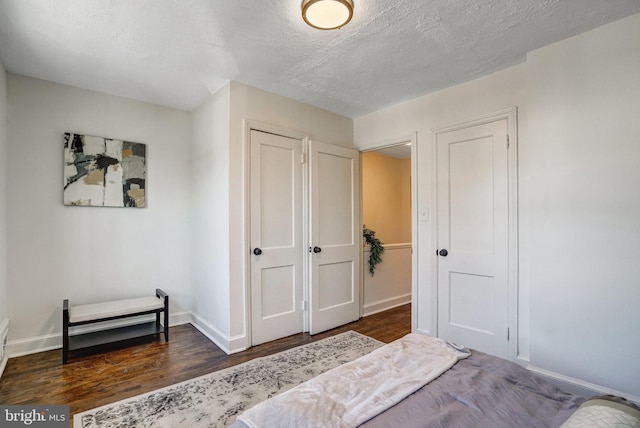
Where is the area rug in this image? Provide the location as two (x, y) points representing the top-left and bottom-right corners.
(73, 331), (383, 428)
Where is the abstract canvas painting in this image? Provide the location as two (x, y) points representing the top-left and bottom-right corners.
(63, 133), (146, 207)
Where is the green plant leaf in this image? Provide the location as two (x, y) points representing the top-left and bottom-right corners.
(363, 225), (384, 276)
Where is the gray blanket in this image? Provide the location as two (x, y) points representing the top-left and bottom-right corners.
(360, 350), (584, 428)
(232, 350), (585, 427)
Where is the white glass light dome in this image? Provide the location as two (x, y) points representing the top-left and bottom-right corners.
(302, 0), (354, 30)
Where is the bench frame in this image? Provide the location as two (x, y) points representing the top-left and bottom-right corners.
(63, 289), (169, 364)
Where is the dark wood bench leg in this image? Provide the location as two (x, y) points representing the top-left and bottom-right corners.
(164, 295), (169, 342)
(63, 299), (69, 364)
(156, 289), (169, 342)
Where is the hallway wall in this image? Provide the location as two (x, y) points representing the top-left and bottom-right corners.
(361, 151), (411, 244)
(361, 151), (412, 316)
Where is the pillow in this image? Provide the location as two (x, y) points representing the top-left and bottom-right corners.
(560, 395), (640, 428)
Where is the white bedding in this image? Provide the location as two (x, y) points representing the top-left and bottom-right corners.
(237, 333), (471, 428)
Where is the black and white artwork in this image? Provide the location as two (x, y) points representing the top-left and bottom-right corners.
(63, 133), (146, 207)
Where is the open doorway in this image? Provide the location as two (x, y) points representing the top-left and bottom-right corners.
(361, 142), (412, 316)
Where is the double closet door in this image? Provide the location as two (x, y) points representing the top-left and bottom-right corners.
(249, 130), (360, 345)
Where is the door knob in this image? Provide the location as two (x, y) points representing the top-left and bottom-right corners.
(313, 246), (322, 253)
(253, 248), (262, 256)
(438, 249), (448, 257)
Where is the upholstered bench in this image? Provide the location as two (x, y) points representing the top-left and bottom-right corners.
(62, 289), (168, 363)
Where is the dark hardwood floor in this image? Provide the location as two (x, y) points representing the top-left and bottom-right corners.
(0, 304), (410, 421)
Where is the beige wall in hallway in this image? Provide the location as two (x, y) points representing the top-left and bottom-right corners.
(362, 151), (411, 245)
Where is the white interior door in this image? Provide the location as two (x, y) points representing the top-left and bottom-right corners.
(250, 130), (304, 345)
(309, 141), (360, 334)
(436, 119), (510, 358)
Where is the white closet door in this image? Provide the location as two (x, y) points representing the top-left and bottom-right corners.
(309, 141), (360, 334)
(436, 119), (510, 358)
(249, 130), (304, 345)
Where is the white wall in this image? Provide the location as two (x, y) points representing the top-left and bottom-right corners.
(0, 60), (8, 370)
(189, 83), (232, 349)
(6, 75), (192, 355)
(354, 13), (640, 399)
(526, 13), (640, 398)
(227, 81), (353, 350)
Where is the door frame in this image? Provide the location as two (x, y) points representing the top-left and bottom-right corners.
(358, 133), (418, 327)
(431, 107), (519, 361)
(243, 120), (310, 346)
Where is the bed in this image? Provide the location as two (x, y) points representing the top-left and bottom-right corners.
(231, 333), (640, 428)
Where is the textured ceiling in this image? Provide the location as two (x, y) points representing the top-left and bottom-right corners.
(1, 0), (639, 118)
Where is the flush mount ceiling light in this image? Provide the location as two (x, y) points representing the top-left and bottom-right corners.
(302, 0), (354, 30)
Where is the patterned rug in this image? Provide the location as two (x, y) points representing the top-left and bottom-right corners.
(73, 331), (383, 428)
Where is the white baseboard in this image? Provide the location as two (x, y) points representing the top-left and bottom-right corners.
(0, 318), (8, 357)
(6, 312), (191, 358)
(527, 364), (640, 404)
(0, 353), (7, 379)
(228, 333), (248, 354)
(169, 311), (192, 326)
(189, 312), (229, 353)
(413, 328), (433, 337)
(189, 312), (247, 355)
(0, 318), (9, 379)
(7, 332), (61, 358)
(363, 293), (412, 317)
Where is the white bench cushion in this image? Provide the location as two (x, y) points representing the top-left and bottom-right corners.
(69, 296), (165, 323)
